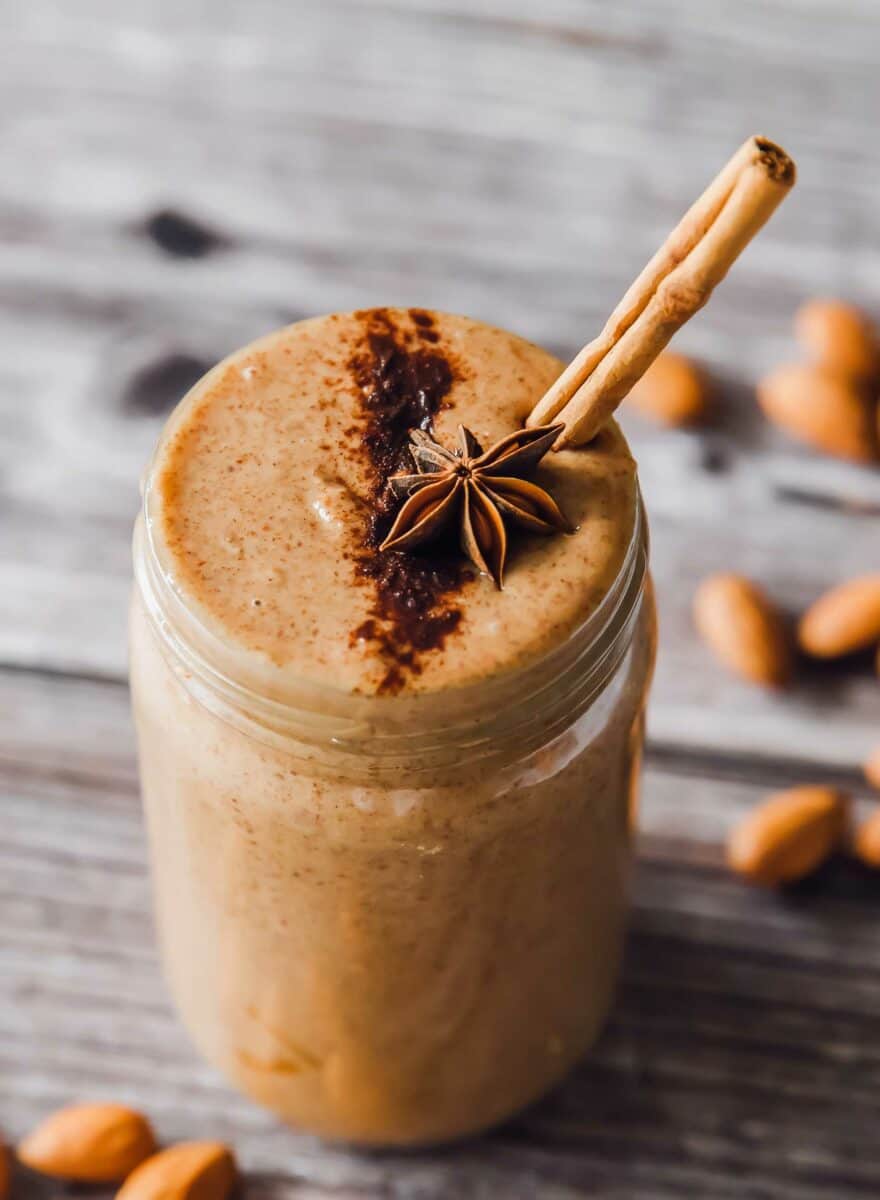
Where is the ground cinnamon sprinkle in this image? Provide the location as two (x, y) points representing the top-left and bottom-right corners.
(348, 308), (470, 693)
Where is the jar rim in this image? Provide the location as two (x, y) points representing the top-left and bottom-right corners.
(134, 468), (648, 770)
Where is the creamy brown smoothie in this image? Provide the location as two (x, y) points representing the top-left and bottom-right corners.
(130, 308), (655, 1144)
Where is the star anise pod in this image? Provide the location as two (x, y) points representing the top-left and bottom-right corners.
(379, 423), (572, 588)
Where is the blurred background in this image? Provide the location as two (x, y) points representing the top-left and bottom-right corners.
(4, 0), (879, 759)
(3, 2), (880, 1197)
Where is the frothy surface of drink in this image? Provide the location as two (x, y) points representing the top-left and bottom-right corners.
(155, 309), (638, 695)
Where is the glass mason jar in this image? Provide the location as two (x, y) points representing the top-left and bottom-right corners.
(130, 310), (656, 1145)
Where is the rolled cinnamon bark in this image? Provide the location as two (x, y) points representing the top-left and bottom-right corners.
(528, 136), (796, 446)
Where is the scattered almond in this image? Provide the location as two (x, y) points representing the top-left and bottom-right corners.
(116, 1142), (236, 1200)
(727, 786), (849, 885)
(854, 809), (880, 868)
(693, 573), (791, 686)
(625, 351), (708, 426)
(17, 1103), (156, 1183)
(794, 298), (879, 379)
(757, 362), (878, 463)
(865, 746), (880, 790)
(798, 574), (880, 658)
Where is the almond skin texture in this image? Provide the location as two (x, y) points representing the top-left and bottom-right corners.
(854, 809), (880, 868)
(798, 575), (880, 658)
(865, 746), (880, 790)
(693, 573), (791, 686)
(727, 786), (849, 885)
(0, 1141), (9, 1200)
(17, 1103), (156, 1183)
(625, 351), (708, 426)
(794, 298), (879, 379)
(756, 362), (877, 462)
(116, 1142), (236, 1200)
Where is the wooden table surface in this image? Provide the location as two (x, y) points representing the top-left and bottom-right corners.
(2, 2), (880, 1196)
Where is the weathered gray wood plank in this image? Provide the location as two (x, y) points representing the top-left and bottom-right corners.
(2, 0), (879, 769)
(2, 669), (880, 1200)
(5, 324), (879, 766)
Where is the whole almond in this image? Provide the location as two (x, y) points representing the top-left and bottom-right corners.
(794, 298), (879, 379)
(626, 352), (708, 426)
(727, 786), (849, 885)
(865, 746), (880, 790)
(854, 808), (880, 868)
(116, 1142), (236, 1200)
(693, 573), (791, 686)
(756, 362), (877, 462)
(798, 574), (880, 658)
(17, 1103), (156, 1183)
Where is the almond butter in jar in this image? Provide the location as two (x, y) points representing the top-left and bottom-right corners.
(130, 308), (656, 1145)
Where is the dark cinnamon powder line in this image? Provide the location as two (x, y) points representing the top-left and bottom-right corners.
(347, 308), (469, 693)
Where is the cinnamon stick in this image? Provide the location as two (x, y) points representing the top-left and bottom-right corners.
(528, 136), (796, 446)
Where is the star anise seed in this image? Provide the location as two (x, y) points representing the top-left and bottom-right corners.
(379, 423), (572, 588)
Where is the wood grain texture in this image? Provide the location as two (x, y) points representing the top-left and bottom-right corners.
(2, 0), (878, 763)
(1, 0), (879, 1196)
(3, 669), (880, 1200)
